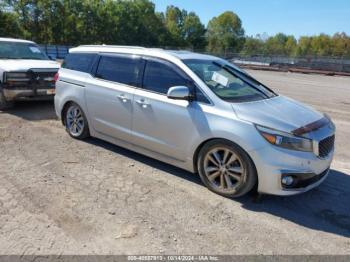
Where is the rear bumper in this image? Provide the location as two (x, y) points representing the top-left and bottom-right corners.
(3, 87), (55, 101)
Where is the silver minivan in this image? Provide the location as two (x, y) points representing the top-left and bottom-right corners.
(54, 45), (335, 197)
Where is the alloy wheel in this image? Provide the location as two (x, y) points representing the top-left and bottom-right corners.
(66, 105), (85, 137)
(203, 147), (245, 193)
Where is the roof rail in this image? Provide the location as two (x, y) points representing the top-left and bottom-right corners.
(78, 45), (147, 50)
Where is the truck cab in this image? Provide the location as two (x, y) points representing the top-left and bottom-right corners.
(0, 38), (60, 110)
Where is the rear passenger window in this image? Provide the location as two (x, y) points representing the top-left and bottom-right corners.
(96, 55), (142, 86)
(143, 60), (190, 94)
(62, 53), (96, 73)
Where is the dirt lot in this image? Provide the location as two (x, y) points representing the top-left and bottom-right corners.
(0, 70), (349, 255)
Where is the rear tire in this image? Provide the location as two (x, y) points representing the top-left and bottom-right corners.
(197, 139), (257, 198)
(63, 102), (90, 139)
(0, 89), (14, 110)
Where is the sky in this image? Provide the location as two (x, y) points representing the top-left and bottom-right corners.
(152, 0), (350, 38)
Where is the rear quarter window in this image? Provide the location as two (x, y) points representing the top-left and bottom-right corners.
(62, 53), (96, 73)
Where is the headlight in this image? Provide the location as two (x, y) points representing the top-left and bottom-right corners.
(256, 125), (313, 152)
(5, 72), (30, 82)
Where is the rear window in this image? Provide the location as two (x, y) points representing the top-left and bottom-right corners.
(62, 53), (96, 73)
(95, 55), (142, 87)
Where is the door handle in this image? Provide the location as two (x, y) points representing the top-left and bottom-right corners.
(117, 94), (129, 103)
(136, 99), (150, 109)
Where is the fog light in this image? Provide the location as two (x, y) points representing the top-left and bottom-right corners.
(281, 176), (294, 186)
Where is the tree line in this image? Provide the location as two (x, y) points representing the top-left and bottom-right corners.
(1, 0), (349, 58)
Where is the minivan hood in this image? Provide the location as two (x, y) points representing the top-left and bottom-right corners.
(0, 59), (60, 72)
(232, 95), (324, 133)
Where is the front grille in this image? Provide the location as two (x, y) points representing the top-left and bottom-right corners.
(4, 69), (57, 90)
(28, 69), (57, 88)
(318, 135), (335, 158)
(31, 71), (56, 81)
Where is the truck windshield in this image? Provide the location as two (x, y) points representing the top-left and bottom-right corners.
(0, 41), (48, 60)
(183, 59), (277, 102)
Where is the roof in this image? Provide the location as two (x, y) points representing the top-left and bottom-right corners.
(0, 37), (35, 44)
(69, 45), (218, 61)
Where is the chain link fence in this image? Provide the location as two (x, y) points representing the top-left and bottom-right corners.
(39, 45), (71, 60)
(227, 54), (350, 74)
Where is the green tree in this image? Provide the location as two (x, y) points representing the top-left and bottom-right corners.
(240, 36), (265, 56)
(284, 36), (297, 56)
(6, 0), (66, 43)
(98, 0), (169, 46)
(265, 33), (285, 55)
(206, 11), (245, 54)
(5, 0), (171, 46)
(296, 36), (312, 56)
(3, 0), (350, 59)
(61, 0), (85, 45)
(182, 12), (206, 49)
(332, 32), (350, 57)
(159, 5), (206, 48)
(311, 34), (333, 56)
(0, 6), (23, 38)
(296, 34), (336, 57)
(163, 5), (186, 46)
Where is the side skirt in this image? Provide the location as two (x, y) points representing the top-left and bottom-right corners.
(90, 129), (195, 173)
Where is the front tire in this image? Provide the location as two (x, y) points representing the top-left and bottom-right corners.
(197, 139), (257, 198)
(64, 102), (90, 139)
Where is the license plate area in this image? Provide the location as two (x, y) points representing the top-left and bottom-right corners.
(46, 89), (56, 95)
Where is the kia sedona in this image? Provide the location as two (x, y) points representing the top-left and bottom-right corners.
(54, 45), (335, 197)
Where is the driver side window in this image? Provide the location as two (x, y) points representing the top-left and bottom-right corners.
(142, 59), (210, 104)
(143, 60), (189, 94)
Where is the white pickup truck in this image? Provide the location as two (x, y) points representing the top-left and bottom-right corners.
(0, 38), (60, 110)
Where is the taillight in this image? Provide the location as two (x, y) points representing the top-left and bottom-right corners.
(53, 72), (59, 82)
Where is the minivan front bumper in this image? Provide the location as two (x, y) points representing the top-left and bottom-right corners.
(250, 144), (334, 196)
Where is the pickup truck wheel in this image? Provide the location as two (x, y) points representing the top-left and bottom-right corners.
(64, 103), (90, 139)
(197, 139), (257, 198)
(0, 89), (14, 110)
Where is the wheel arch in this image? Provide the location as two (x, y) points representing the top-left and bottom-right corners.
(61, 100), (87, 127)
(192, 137), (258, 179)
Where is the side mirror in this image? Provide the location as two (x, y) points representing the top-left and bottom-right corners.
(167, 86), (193, 101)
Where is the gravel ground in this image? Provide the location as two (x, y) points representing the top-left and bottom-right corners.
(0, 70), (349, 255)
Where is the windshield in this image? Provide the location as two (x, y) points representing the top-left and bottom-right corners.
(0, 41), (48, 60)
(183, 59), (277, 102)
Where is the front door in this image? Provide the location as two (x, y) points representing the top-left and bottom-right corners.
(131, 58), (201, 161)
